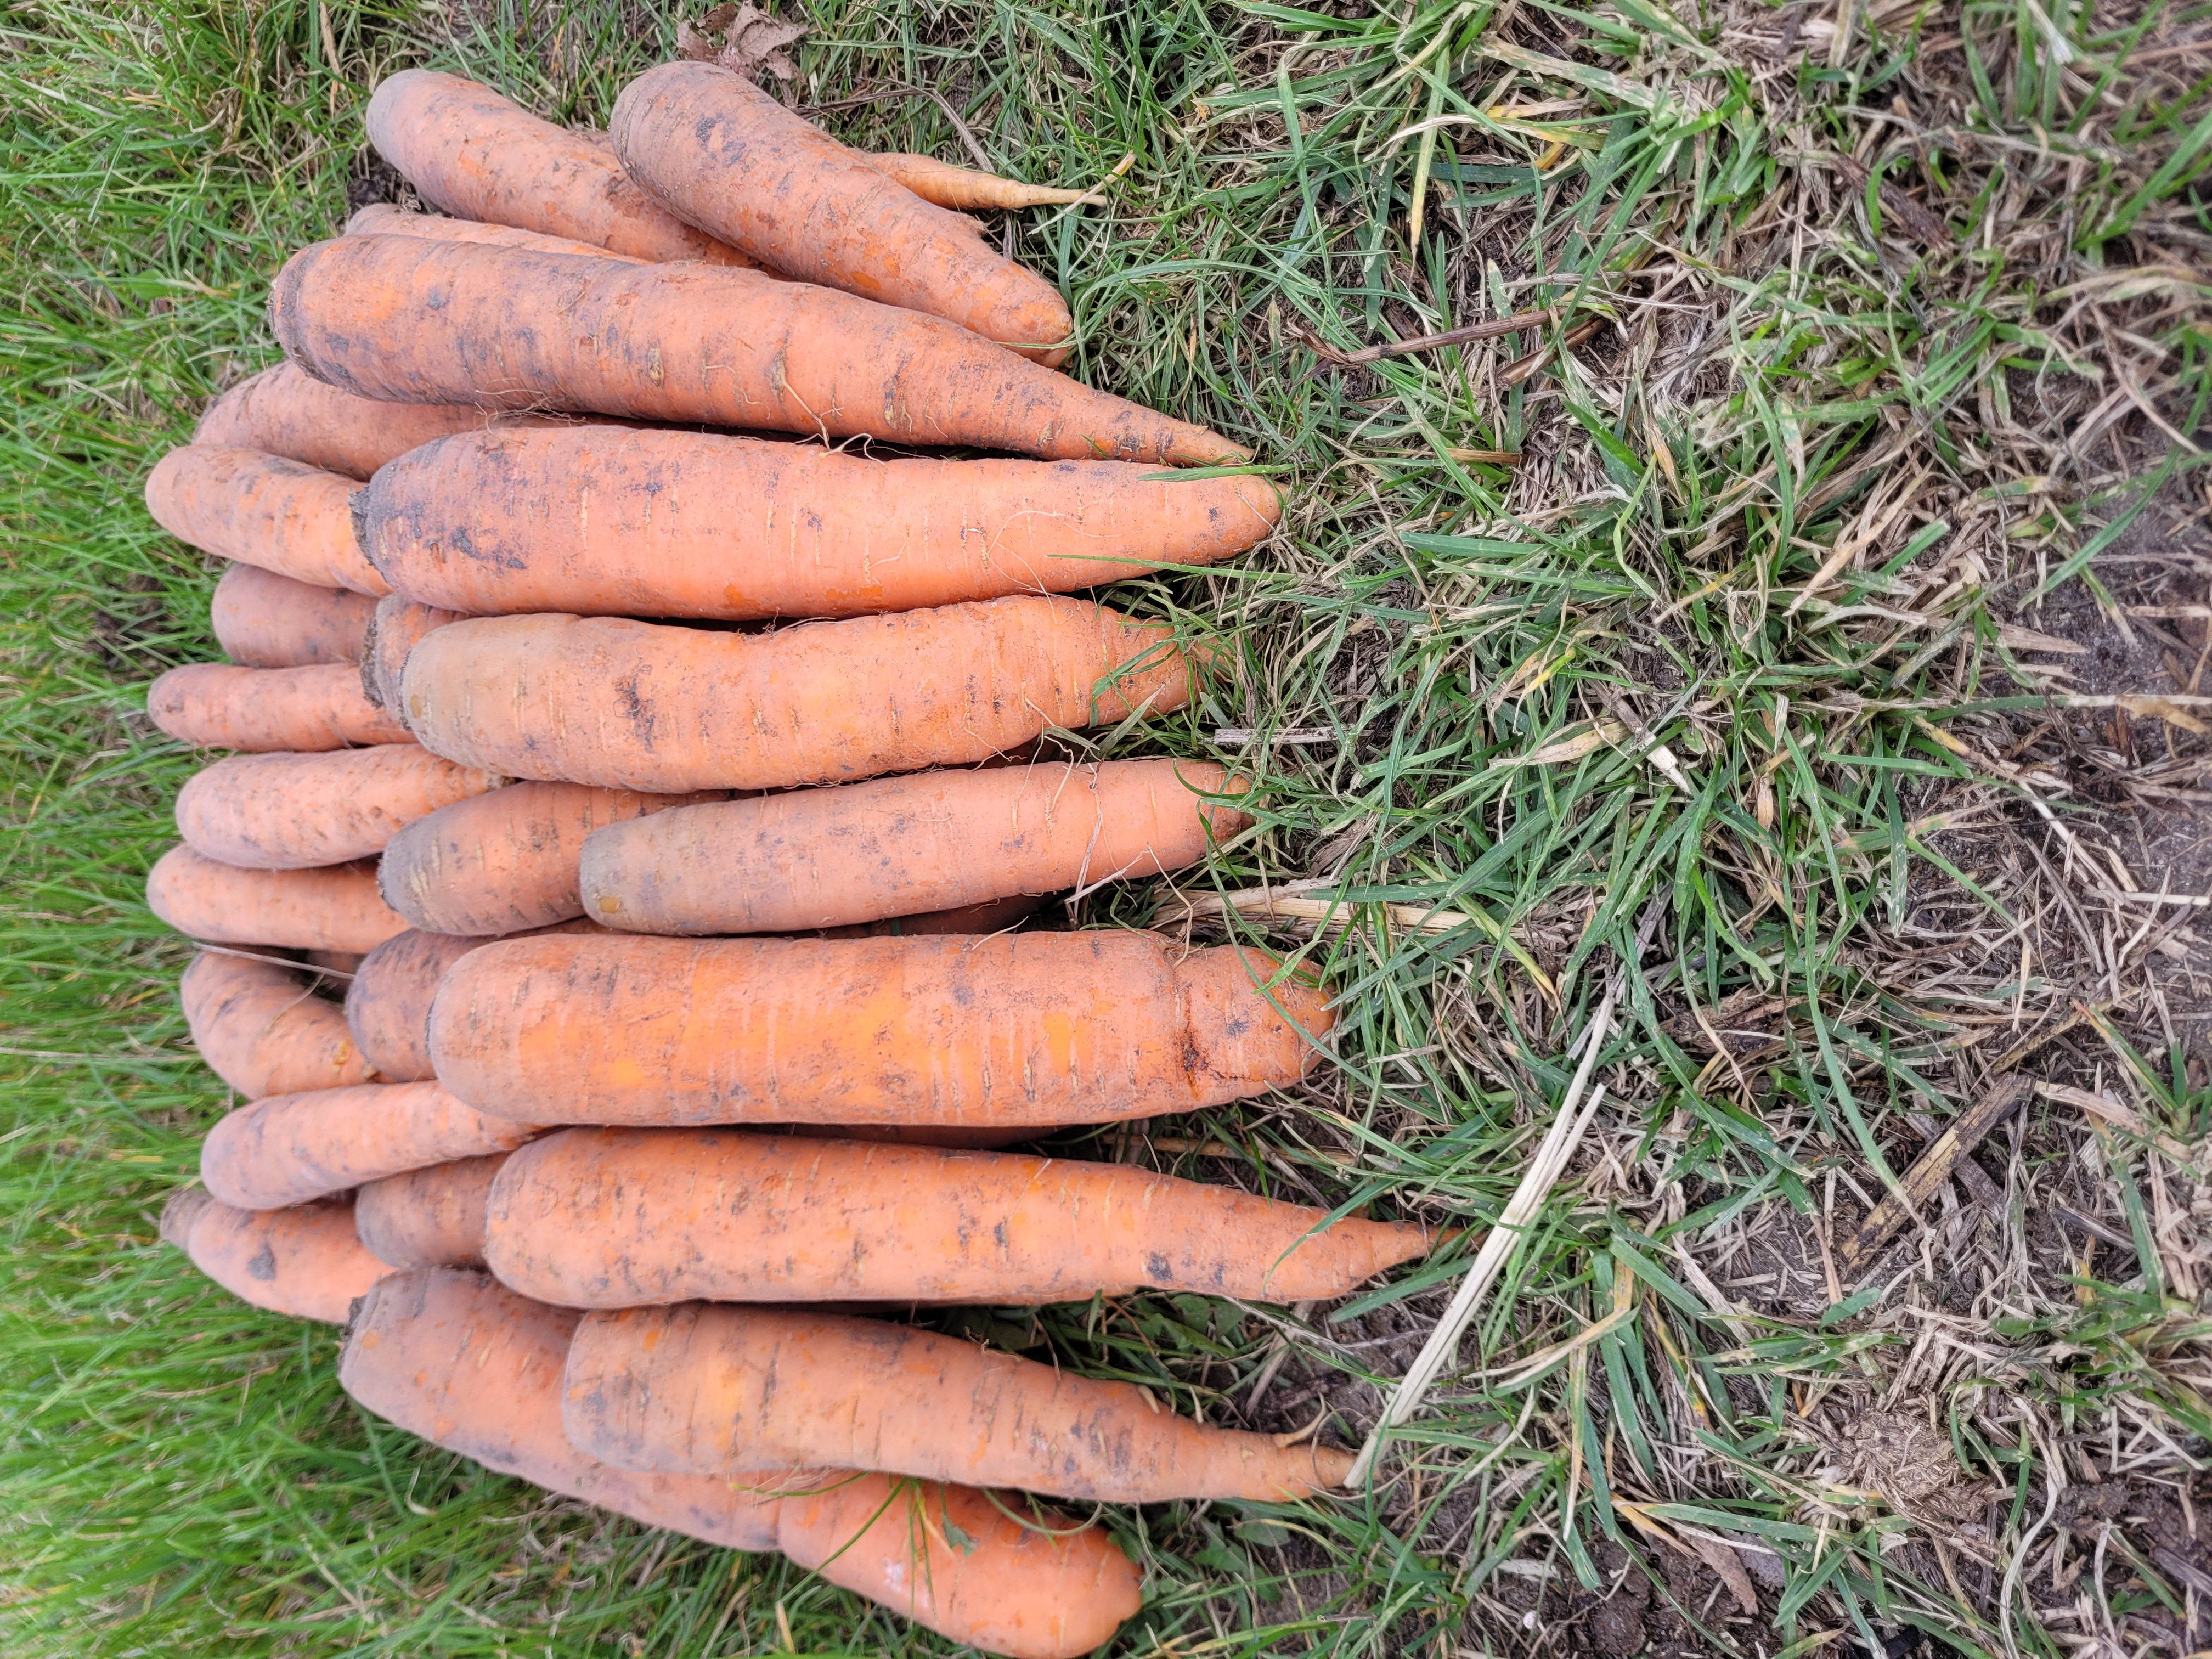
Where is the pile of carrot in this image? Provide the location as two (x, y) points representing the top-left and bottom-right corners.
(135, 60), (1418, 1659)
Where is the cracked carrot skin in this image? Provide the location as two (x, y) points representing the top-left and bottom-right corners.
(148, 662), (411, 752)
(181, 950), (379, 1098)
(343, 1270), (1142, 1659)
(149, 846), (409, 952)
(212, 564), (375, 668)
(361, 594), (466, 715)
(355, 1153), (508, 1269)
(161, 1188), (386, 1324)
(427, 930), (1330, 1129)
(359, 426), (1281, 620)
(487, 1126), (1441, 1311)
(566, 1302), (1355, 1504)
(194, 361), (571, 481)
(400, 599), (1197, 795)
(200, 1078), (539, 1210)
(377, 782), (722, 938)
(146, 445), (387, 596)
(175, 747), (498, 870)
(584, 759), (1250, 935)
(611, 61), (1070, 362)
(365, 70), (761, 268)
(346, 202), (646, 261)
(269, 236), (1248, 465)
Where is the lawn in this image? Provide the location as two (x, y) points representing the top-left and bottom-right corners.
(4, 0), (2211, 1655)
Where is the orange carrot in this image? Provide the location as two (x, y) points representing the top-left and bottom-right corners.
(343, 1269), (1142, 1659)
(857, 152), (1087, 210)
(345, 928), (487, 1082)
(146, 662), (411, 751)
(611, 63), (1071, 362)
(345, 202), (646, 261)
(145, 445), (387, 596)
(361, 594), (466, 714)
(200, 1078), (539, 1210)
(149, 846), (409, 952)
(212, 563), (376, 668)
(161, 1188), (386, 1323)
(487, 1126), (1441, 1310)
(377, 782), (719, 937)
(583, 759), (1249, 934)
(365, 71), (763, 267)
(355, 1153), (508, 1269)
(180, 949), (379, 1098)
(268, 235), (1246, 464)
(195, 360), (571, 481)
(428, 931), (1330, 1128)
(176, 747), (497, 870)
(359, 426), (1280, 620)
(565, 1302), (1352, 1502)
(398, 600), (1195, 794)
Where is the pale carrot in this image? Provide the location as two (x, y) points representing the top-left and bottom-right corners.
(346, 202), (646, 261)
(180, 949), (379, 1098)
(211, 563), (376, 668)
(148, 846), (409, 952)
(146, 662), (411, 751)
(162, 1188), (386, 1323)
(354, 1153), (509, 1269)
(200, 1079), (539, 1210)
(174, 747), (496, 869)
(145, 445), (388, 595)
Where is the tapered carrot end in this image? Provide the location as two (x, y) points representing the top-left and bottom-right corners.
(160, 1185), (215, 1249)
(1308, 1444), (1356, 1490)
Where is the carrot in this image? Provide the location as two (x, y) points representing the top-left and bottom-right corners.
(146, 662), (411, 752)
(181, 949), (379, 1098)
(195, 361), (571, 481)
(200, 1078), (539, 1210)
(358, 426), (1280, 620)
(176, 747), (498, 870)
(377, 782), (720, 938)
(565, 1302), (1353, 1503)
(583, 759), (1249, 935)
(857, 152), (1087, 210)
(145, 445), (388, 596)
(268, 236), (1247, 464)
(345, 202), (646, 262)
(611, 63), (1070, 362)
(361, 594), (466, 714)
(343, 1269), (1141, 1659)
(427, 931), (1330, 1128)
(399, 600), (1195, 795)
(149, 846), (409, 952)
(486, 1126), (1440, 1310)
(161, 1188), (386, 1324)
(364, 70), (763, 268)
(345, 928), (486, 1082)
(212, 563), (376, 668)
(355, 1153), (508, 1269)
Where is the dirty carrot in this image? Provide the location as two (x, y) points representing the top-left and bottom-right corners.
(354, 1153), (509, 1269)
(212, 564), (376, 668)
(194, 360), (569, 481)
(428, 930), (1330, 1128)
(611, 61), (1070, 360)
(147, 662), (411, 752)
(148, 846), (410, 953)
(269, 236), (1247, 465)
(162, 1188), (386, 1324)
(359, 426), (1280, 620)
(583, 758), (1249, 934)
(175, 747), (498, 870)
(487, 1126), (1441, 1310)
(399, 599), (1195, 794)
(345, 928), (488, 1083)
(377, 782), (719, 938)
(181, 950), (379, 1098)
(145, 445), (388, 595)
(343, 1269), (1141, 1659)
(200, 1079), (539, 1210)
(365, 70), (761, 267)
(362, 594), (466, 714)
(565, 1302), (1353, 1503)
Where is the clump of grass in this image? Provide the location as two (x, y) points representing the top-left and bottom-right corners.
(4, 0), (2210, 1655)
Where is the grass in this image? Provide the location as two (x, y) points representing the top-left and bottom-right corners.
(4, 0), (2211, 1655)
